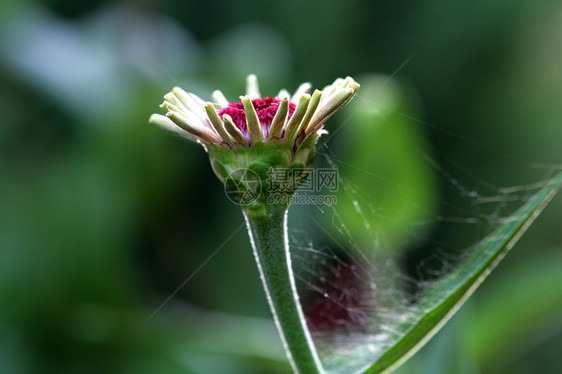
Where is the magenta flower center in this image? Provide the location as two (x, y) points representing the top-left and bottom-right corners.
(219, 97), (296, 141)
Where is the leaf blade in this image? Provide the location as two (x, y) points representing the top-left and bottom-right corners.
(363, 170), (562, 373)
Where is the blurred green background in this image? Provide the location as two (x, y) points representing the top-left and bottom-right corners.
(1, 1), (561, 373)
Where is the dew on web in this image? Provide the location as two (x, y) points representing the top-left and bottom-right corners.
(285, 80), (560, 373)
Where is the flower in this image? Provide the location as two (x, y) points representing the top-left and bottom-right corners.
(149, 74), (359, 149)
(149, 75), (359, 214)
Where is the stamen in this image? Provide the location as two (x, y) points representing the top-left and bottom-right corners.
(218, 97), (296, 143)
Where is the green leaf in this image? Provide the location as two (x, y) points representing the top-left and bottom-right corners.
(361, 170), (562, 373)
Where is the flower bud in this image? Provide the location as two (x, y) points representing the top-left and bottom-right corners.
(150, 75), (359, 217)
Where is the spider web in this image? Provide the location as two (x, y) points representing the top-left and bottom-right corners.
(285, 83), (560, 373)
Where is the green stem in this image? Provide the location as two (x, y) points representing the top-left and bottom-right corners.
(243, 206), (323, 374)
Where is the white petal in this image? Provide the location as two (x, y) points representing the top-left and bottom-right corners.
(240, 95), (263, 144)
(167, 110), (222, 144)
(149, 114), (198, 141)
(246, 74), (261, 99)
(172, 87), (208, 119)
(211, 90), (229, 108)
(204, 102), (233, 144)
(291, 82), (312, 104)
(160, 100), (213, 134)
(277, 89), (291, 101)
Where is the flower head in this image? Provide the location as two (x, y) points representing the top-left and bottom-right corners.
(150, 74), (359, 149)
(149, 75), (359, 215)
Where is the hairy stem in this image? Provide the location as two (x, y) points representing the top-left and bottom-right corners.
(243, 206), (323, 374)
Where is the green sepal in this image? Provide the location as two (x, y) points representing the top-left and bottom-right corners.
(248, 161), (272, 182)
(211, 159), (231, 180)
(207, 138), (319, 215)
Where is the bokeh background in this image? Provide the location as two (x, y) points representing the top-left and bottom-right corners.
(1, 1), (561, 373)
